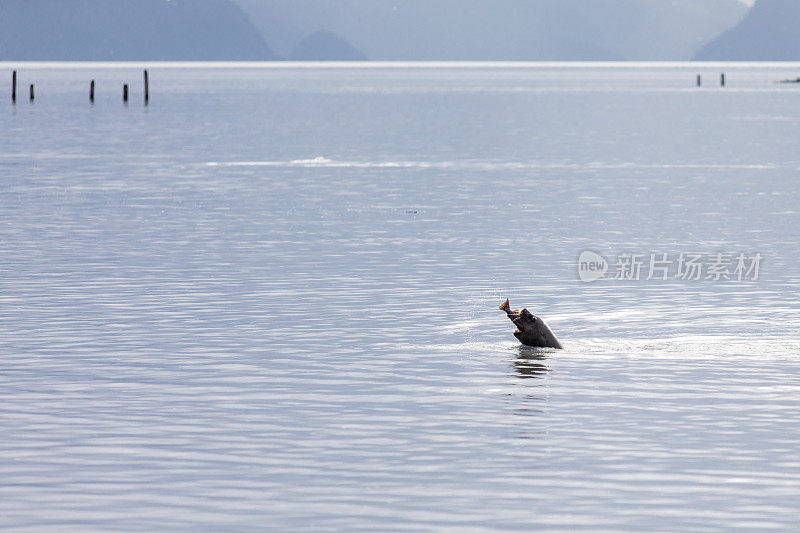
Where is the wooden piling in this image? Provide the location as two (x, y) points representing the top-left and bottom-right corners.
(90, 80), (95, 103)
(696, 74), (702, 87)
(144, 70), (149, 105)
(29, 84), (34, 102)
(123, 84), (129, 103)
(721, 73), (725, 87)
(12, 70), (16, 103)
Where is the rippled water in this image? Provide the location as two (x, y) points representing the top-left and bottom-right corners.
(2, 63), (800, 530)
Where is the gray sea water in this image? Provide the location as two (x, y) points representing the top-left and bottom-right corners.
(2, 62), (800, 531)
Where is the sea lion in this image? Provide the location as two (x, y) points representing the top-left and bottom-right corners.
(500, 299), (563, 349)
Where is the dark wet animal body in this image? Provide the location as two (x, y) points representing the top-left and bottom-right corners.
(500, 299), (563, 349)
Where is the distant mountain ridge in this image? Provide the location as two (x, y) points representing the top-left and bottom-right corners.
(236, 0), (749, 61)
(695, 0), (800, 60)
(0, 0), (274, 61)
(289, 31), (368, 61)
(0, 0), (758, 62)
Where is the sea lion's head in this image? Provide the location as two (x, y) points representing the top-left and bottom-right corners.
(511, 309), (547, 344)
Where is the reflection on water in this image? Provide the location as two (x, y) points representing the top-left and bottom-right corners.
(512, 349), (551, 379)
(507, 350), (550, 440)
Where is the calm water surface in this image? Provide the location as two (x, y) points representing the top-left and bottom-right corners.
(2, 63), (800, 530)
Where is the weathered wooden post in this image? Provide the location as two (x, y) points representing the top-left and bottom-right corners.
(12, 70), (16, 103)
(123, 84), (129, 103)
(90, 80), (95, 103)
(721, 73), (725, 87)
(144, 70), (149, 105)
(29, 84), (34, 102)
(696, 74), (702, 87)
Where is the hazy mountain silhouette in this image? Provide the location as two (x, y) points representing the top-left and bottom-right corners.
(289, 31), (367, 61)
(236, 0), (748, 61)
(0, 0), (275, 61)
(695, 0), (800, 60)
